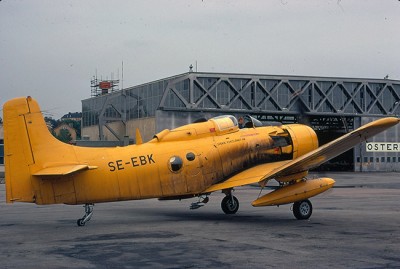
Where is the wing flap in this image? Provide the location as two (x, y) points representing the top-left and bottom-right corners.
(33, 164), (97, 176)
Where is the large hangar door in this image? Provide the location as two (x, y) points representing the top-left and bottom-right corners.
(296, 116), (355, 172)
(314, 130), (354, 171)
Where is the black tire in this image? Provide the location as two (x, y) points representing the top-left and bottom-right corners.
(77, 218), (85, 226)
(221, 195), (239, 214)
(293, 199), (313, 220)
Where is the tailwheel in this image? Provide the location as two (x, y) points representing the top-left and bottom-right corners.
(77, 203), (94, 226)
(77, 218), (85, 226)
(293, 199), (312, 220)
(221, 195), (239, 214)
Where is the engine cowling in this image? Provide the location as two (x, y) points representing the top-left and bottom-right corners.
(284, 124), (319, 159)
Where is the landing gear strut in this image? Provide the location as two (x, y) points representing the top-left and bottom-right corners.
(221, 195), (239, 214)
(77, 203), (94, 226)
(190, 195), (209, 210)
(293, 199), (312, 220)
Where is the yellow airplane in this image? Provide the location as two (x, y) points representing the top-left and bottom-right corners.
(3, 96), (399, 226)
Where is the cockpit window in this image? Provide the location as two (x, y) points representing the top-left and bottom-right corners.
(211, 115), (238, 131)
(242, 115), (263, 128)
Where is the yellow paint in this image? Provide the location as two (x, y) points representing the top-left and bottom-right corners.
(204, 160), (291, 193)
(135, 128), (143, 145)
(274, 171), (309, 183)
(252, 178), (335, 207)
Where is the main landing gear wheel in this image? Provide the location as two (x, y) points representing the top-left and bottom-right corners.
(221, 195), (239, 214)
(293, 199), (312, 220)
(77, 203), (94, 226)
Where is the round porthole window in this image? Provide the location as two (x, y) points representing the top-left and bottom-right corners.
(169, 156), (183, 172)
(186, 152), (196, 161)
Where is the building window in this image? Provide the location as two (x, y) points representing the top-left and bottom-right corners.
(393, 157), (396, 163)
(387, 157), (391, 163)
(376, 158), (379, 163)
(381, 157), (385, 162)
(357, 157), (360, 162)
(369, 157), (373, 163)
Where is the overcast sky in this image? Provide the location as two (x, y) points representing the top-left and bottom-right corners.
(1, 0), (399, 119)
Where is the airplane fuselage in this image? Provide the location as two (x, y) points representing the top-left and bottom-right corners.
(31, 116), (318, 205)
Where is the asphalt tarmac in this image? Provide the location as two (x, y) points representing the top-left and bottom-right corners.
(1, 172), (400, 269)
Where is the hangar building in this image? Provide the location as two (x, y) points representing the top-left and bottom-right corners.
(81, 72), (400, 172)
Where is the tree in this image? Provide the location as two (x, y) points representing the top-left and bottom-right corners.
(62, 119), (81, 140)
(56, 129), (72, 143)
(44, 117), (57, 129)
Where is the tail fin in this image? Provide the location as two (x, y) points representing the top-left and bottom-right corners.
(3, 96), (77, 203)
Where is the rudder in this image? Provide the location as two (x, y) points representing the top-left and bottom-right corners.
(4, 97), (36, 202)
(3, 96), (73, 203)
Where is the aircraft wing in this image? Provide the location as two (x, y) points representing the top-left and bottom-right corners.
(204, 117), (399, 192)
(204, 160), (291, 192)
(258, 117), (399, 185)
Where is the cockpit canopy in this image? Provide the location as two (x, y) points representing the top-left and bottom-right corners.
(241, 115), (263, 128)
(210, 115), (238, 131)
(154, 115), (264, 142)
(210, 115), (263, 130)
(210, 114), (264, 134)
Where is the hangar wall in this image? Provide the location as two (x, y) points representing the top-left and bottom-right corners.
(354, 117), (400, 172)
(81, 72), (400, 171)
(82, 118), (156, 142)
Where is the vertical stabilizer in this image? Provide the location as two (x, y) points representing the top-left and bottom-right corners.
(4, 97), (36, 202)
(3, 96), (74, 203)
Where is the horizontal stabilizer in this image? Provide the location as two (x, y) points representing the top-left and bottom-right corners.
(33, 164), (97, 176)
